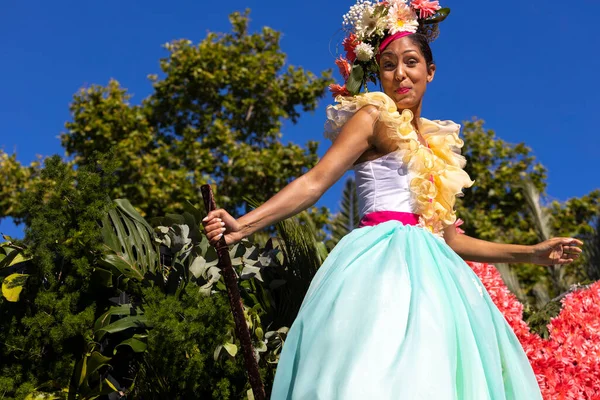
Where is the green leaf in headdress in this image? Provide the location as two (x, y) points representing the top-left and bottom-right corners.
(346, 63), (365, 95)
(423, 7), (451, 24)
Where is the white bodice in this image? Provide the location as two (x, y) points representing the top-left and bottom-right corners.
(326, 92), (474, 234)
(353, 152), (417, 218)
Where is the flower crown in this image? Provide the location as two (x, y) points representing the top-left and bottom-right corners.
(330, 0), (450, 97)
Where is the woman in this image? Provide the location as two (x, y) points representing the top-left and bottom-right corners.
(203, 1), (583, 398)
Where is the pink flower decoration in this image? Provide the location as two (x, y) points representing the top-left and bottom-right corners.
(454, 218), (465, 234)
(410, 0), (441, 19)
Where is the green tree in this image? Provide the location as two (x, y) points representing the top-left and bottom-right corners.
(456, 119), (548, 245)
(0, 155), (115, 399)
(0, 152), (40, 220)
(59, 10), (331, 220)
(1, 10), (331, 231)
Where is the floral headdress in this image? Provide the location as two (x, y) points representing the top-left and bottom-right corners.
(330, 0), (450, 97)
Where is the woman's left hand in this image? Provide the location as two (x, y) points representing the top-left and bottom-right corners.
(530, 237), (584, 265)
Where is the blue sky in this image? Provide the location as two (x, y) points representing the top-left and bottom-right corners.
(1, 0), (599, 238)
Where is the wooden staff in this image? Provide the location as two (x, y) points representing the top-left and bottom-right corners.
(201, 184), (266, 400)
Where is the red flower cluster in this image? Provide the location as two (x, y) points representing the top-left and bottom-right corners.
(468, 261), (600, 399)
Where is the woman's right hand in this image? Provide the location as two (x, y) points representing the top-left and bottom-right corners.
(202, 209), (243, 246)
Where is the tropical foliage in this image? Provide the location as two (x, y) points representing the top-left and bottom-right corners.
(0, 153), (325, 399)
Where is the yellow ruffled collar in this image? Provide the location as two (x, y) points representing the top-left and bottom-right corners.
(324, 92), (474, 235)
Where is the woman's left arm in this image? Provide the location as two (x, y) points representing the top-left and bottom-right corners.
(443, 225), (583, 265)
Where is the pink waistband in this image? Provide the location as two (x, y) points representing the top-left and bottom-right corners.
(358, 211), (420, 228)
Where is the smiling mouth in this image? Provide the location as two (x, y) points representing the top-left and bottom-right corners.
(396, 87), (410, 94)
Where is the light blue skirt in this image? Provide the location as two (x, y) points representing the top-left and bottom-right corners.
(271, 222), (542, 399)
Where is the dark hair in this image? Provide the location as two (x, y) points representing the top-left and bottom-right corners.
(408, 33), (434, 71)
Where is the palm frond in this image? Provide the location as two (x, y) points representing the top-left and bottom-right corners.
(495, 262), (527, 303)
(329, 177), (359, 248)
(245, 198), (326, 326)
(583, 216), (600, 281)
(520, 180), (552, 241)
(272, 210), (326, 325)
(519, 179), (568, 298)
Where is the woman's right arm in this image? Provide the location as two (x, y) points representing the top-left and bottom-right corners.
(203, 106), (379, 244)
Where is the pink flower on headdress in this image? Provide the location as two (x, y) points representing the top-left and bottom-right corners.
(454, 218), (465, 234)
(411, 0), (441, 19)
(328, 83), (351, 98)
(342, 33), (359, 63)
(387, 1), (419, 35)
(335, 56), (351, 81)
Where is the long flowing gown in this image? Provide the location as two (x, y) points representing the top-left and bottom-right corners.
(270, 92), (543, 399)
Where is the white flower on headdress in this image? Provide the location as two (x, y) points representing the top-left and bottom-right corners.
(386, 1), (419, 35)
(342, 0), (374, 30)
(354, 42), (375, 61)
(354, 4), (386, 40)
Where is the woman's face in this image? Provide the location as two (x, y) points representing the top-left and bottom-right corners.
(379, 36), (436, 113)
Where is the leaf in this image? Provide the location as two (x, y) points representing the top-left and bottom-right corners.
(346, 64), (364, 95)
(241, 265), (263, 281)
(70, 351), (112, 395)
(423, 7), (450, 24)
(189, 256), (207, 279)
(85, 352), (112, 377)
(223, 342), (238, 357)
(8, 252), (31, 266)
(255, 340), (267, 352)
(103, 377), (119, 393)
(168, 224), (192, 253)
(229, 243), (248, 265)
(255, 327), (264, 341)
(2, 273), (29, 302)
(73, 356), (87, 389)
(242, 245), (261, 264)
(0, 243), (31, 271)
(257, 253), (274, 267)
(95, 315), (151, 341)
(99, 199), (159, 281)
(198, 266), (222, 295)
(213, 345), (223, 361)
(184, 200), (205, 226)
(114, 199), (155, 230)
(114, 337), (148, 354)
(181, 209), (203, 244)
(91, 267), (113, 288)
(93, 305), (134, 331)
